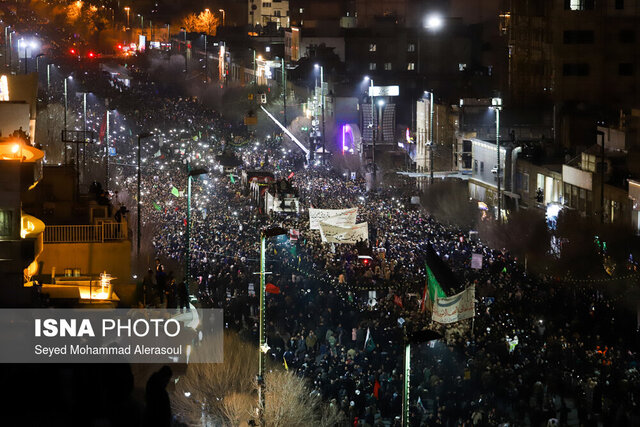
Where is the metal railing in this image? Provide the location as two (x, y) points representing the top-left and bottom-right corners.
(44, 221), (127, 243)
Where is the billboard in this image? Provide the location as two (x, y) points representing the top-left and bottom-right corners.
(368, 85), (399, 97)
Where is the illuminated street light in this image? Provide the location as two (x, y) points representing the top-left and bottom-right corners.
(219, 9), (225, 27)
(424, 14), (444, 30)
(124, 6), (130, 27)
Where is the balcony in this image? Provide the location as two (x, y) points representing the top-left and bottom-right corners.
(44, 221), (128, 243)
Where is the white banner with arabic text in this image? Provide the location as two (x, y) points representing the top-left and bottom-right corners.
(319, 222), (368, 244)
(309, 207), (358, 230)
(432, 285), (475, 324)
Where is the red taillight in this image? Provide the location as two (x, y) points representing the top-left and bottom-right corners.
(70, 48), (76, 54)
(88, 52), (95, 58)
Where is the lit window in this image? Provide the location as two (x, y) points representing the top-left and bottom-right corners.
(407, 62), (415, 70)
(369, 63), (377, 70)
(407, 43), (415, 52)
(299, 8), (304, 13)
(459, 63), (467, 71)
(566, 0), (594, 10)
(0, 210), (12, 237)
(384, 62), (392, 70)
(369, 43), (376, 52)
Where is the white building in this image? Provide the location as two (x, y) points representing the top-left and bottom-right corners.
(248, 0), (290, 29)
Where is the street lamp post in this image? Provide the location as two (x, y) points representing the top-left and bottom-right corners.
(428, 91), (435, 184)
(492, 97), (502, 223)
(364, 76), (376, 182)
(124, 7), (130, 28)
(314, 64), (325, 164)
(204, 34), (207, 81)
(258, 227), (288, 425)
(3, 25), (9, 67)
(186, 168), (208, 285)
(63, 76), (70, 163)
(105, 109), (111, 192)
(8, 31), (13, 70)
(401, 327), (442, 427)
(376, 99), (385, 183)
(35, 53), (44, 73)
(219, 9), (226, 27)
(137, 132), (152, 258)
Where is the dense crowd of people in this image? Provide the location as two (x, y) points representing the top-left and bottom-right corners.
(37, 43), (640, 426)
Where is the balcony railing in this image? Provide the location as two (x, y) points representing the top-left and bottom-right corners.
(44, 221), (128, 243)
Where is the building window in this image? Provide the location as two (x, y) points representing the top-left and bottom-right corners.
(384, 62), (392, 70)
(0, 209), (12, 237)
(262, 2), (271, 8)
(615, 0), (624, 10)
(459, 63), (467, 71)
(407, 62), (415, 70)
(407, 43), (415, 52)
(369, 62), (376, 71)
(299, 8), (304, 13)
(563, 30), (594, 44)
(620, 30), (635, 43)
(274, 10), (281, 17)
(619, 63), (634, 76)
(565, 0), (595, 10)
(480, 162), (484, 172)
(369, 43), (377, 52)
(563, 63), (590, 76)
(474, 160), (478, 173)
(522, 172), (529, 193)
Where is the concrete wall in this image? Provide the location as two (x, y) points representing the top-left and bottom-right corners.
(39, 240), (132, 288)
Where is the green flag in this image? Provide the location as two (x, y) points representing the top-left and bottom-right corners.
(153, 202), (162, 211)
(229, 174), (235, 184)
(426, 263), (447, 305)
(171, 186), (180, 197)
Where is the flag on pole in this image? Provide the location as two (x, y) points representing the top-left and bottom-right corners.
(229, 174), (235, 183)
(364, 327), (375, 352)
(153, 202), (162, 211)
(171, 186), (180, 197)
(98, 111), (107, 143)
(394, 295), (403, 308)
(265, 283), (280, 294)
(283, 355), (289, 371)
(420, 244), (452, 312)
(373, 379), (381, 399)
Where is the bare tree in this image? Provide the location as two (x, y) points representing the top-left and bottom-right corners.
(171, 332), (345, 426)
(221, 392), (254, 426)
(172, 332), (256, 425)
